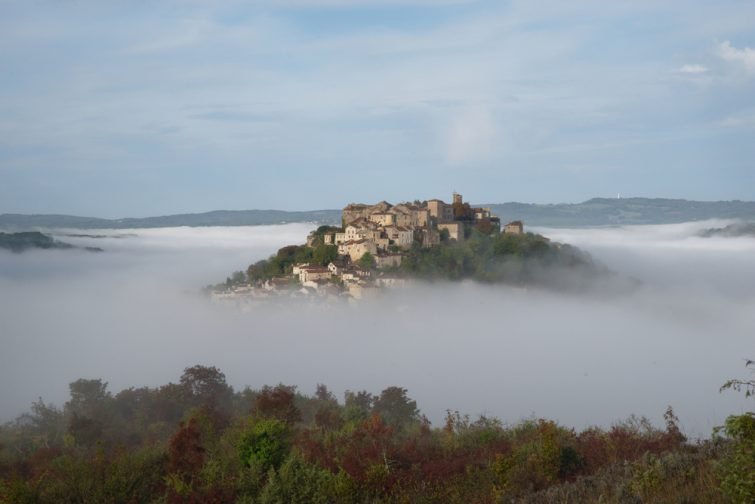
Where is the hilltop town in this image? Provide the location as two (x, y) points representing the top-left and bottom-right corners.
(210, 193), (543, 303)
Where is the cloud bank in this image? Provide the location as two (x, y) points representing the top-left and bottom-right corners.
(717, 40), (755, 74)
(0, 222), (752, 439)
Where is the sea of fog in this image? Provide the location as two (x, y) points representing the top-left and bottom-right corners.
(0, 221), (753, 438)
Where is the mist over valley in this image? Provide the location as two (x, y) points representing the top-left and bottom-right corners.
(1, 221), (751, 439)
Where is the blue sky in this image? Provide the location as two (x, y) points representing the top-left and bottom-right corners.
(1, 0), (754, 217)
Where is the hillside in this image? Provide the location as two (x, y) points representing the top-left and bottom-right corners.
(0, 231), (103, 253)
(699, 221), (755, 238)
(485, 198), (755, 227)
(0, 231), (71, 253)
(3, 198), (755, 231)
(0, 209), (342, 231)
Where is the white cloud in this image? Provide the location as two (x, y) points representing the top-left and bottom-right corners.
(716, 40), (755, 74)
(678, 64), (708, 74)
(717, 109), (755, 128)
(127, 18), (217, 54)
(443, 106), (500, 164)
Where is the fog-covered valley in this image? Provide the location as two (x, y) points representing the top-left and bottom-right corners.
(0, 222), (752, 438)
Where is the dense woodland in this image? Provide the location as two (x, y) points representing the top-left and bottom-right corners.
(0, 232), (105, 254)
(223, 229), (602, 290)
(394, 230), (599, 284)
(1, 365), (753, 503)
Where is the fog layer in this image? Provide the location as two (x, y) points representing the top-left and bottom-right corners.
(0, 221), (752, 437)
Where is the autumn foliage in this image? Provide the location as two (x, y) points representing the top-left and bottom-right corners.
(0, 365), (746, 503)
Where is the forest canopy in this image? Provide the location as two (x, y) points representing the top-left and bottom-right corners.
(1, 365), (751, 503)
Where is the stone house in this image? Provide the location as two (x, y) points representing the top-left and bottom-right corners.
(437, 222), (464, 241)
(345, 221), (381, 242)
(343, 201), (392, 226)
(292, 263), (310, 276)
(298, 266), (332, 283)
(427, 199), (454, 223)
(327, 261), (348, 275)
(368, 213), (395, 226)
(338, 239), (377, 262)
(504, 221), (524, 234)
(420, 228), (441, 248)
(384, 226), (414, 249)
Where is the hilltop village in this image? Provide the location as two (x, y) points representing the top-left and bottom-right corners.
(211, 193), (527, 302)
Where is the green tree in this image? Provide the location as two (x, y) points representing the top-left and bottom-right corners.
(65, 378), (112, 447)
(372, 387), (418, 430)
(344, 390), (374, 424)
(312, 244), (338, 266)
(259, 454), (334, 504)
(66, 379), (111, 417)
(358, 252), (375, 270)
(180, 365), (234, 413)
(717, 360), (755, 502)
(716, 413), (755, 502)
(238, 419), (292, 473)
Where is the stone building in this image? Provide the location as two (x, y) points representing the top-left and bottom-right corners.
(504, 221), (524, 234)
(426, 199), (454, 223)
(298, 266), (332, 283)
(342, 201), (392, 226)
(437, 221), (464, 241)
(338, 239), (377, 262)
(384, 225), (414, 249)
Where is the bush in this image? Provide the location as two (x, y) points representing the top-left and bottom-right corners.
(716, 413), (755, 503)
(259, 454), (334, 504)
(238, 419), (292, 473)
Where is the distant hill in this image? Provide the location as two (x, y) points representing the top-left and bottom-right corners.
(484, 198), (755, 227)
(699, 221), (755, 238)
(2, 198), (755, 231)
(0, 231), (103, 253)
(0, 209), (343, 231)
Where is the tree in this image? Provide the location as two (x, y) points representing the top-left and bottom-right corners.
(16, 398), (64, 447)
(716, 413), (755, 502)
(259, 453), (334, 504)
(238, 418), (292, 472)
(312, 244), (338, 266)
(358, 252), (375, 270)
(165, 417), (206, 502)
(180, 365), (233, 412)
(720, 359), (755, 398)
(230, 270), (246, 284)
(717, 359), (755, 502)
(67, 413), (103, 448)
(315, 384), (336, 403)
(65, 379), (112, 446)
(453, 202), (473, 221)
(313, 384), (342, 431)
(168, 417), (205, 479)
(66, 379), (111, 417)
(254, 385), (301, 424)
(344, 390), (374, 424)
(372, 387), (419, 430)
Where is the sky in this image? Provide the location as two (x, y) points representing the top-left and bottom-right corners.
(1, 0), (754, 217)
(0, 221), (752, 436)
